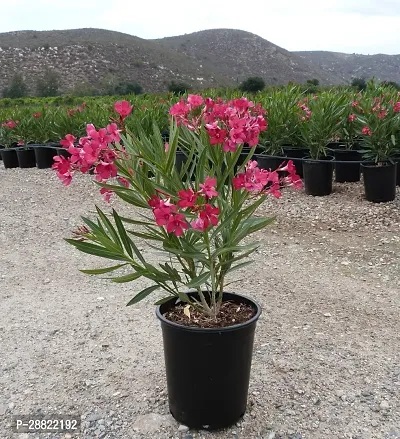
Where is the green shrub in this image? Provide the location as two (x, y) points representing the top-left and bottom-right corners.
(239, 77), (265, 93)
(36, 68), (61, 97)
(3, 73), (28, 98)
(168, 80), (190, 95)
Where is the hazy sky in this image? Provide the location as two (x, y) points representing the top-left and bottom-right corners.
(2, 0), (399, 55)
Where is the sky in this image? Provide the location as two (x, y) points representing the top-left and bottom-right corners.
(1, 0), (400, 55)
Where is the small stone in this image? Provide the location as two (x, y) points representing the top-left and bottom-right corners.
(97, 419), (105, 425)
(178, 424), (189, 432)
(323, 313), (332, 317)
(113, 391), (121, 396)
(268, 432), (276, 439)
(371, 420), (379, 427)
(8, 402), (15, 409)
(380, 400), (390, 409)
(0, 404), (7, 415)
(97, 297), (105, 301)
(44, 278), (50, 284)
(87, 413), (103, 422)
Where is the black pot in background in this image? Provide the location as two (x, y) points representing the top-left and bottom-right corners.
(0, 145), (4, 161)
(156, 292), (261, 430)
(16, 147), (36, 168)
(393, 155), (400, 186)
(1, 148), (19, 169)
(56, 148), (72, 159)
(33, 145), (58, 169)
(326, 141), (346, 151)
(254, 155), (285, 171)
(361, 162), (396, 203)
(334, 149), (361, 183)
(282, 146), (309, 178)
(303, 156), (334, 196)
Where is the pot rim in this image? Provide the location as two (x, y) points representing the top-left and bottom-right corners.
(156, 291), (262, 333)
(303, 155), (335, 163)
(361, 161), (396, 168)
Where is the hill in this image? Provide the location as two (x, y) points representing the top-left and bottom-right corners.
(295, 51), (400, 85)
(0, 28), (229, 95)
(154, 29), (344, 86)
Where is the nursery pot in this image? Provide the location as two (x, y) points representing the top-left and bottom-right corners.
(16, 147), (36, 168)
(34, 145), (59, 169)
(1, 148), (19, 169)
(334, 149), (361, 183)
(175, 150), (196, 181)
(56, 148), (72, 159)
(282, 146), (309, 178)
(254, 154), (285, 171)
(156, 292), (261, 429)
(303, 156), (334, 196)
(361, 162), (396, 203)
(393, 155), (400, 186)
(0, 145), (4, 161)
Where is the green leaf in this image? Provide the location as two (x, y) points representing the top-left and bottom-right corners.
(80, 263), (127, 274)
(96, 206), (122, 248)
(111, 271), (143, 283)
(65, 239), (129, 261)
(126, 285), (160, 306)
(112, 209), (133, 258)
(154, 296), (176, 305)
(186, 271), (211, 288)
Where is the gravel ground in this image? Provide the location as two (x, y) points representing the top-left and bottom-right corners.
(0, 166), (399, 439)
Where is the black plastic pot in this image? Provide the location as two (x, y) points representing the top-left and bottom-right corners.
(16, 148), (36, 168)
(282, 146), (308, 178)
(361, 162), (396, 203)
(393, 156), (400, 187)
(334, 149), (361, 183)
(56, 148), (72, 159)
(254, 155), (285, 171)
(303, 156), (334, 196)
(1, 148), (19, 169)
(156, 292), (261, 429)
(33, 145), (58, 169)
(0, 145), (4, 161)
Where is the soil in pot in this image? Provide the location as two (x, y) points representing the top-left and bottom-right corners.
(156, 292), (261, 430)
(361, 162), (396, 203)
(303, 156), (334, 196)
(1, 148), (19, 169)
(17, 148), (36, 168)
(334, 149), (361, 183)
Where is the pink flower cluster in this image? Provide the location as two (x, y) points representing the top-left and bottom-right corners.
(348, 113), (357, 122)
(1, 120), (19, 129)
(362, 126), (373, 136)
(67, 103), (86, 118)
(297, 100), (312, 121)
(148, 177), (220, 236)
(52, 123), (122, 187)
(233, 160), (302, 198)
(169, 95), (268, 152)
(393, 102), (400, 113)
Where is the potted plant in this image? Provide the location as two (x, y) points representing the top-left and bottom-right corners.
(53, 97), (302, 429)
(297, 91), (346, 196)
(334, 98), (363, 182)
(0, 119), (20, 169)
(358, 95), (400, 202)
(257, 86), (304, 173)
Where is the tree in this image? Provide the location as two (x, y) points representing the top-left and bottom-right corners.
(351, 77), (367, 91)
(168, 80), (190, 95)
(36, 68), (61, 97)
(115, 81), (143, 95)
(380, 80), (400, 90)
(239, 77), (265, 93)
(3, 73), (28, 98)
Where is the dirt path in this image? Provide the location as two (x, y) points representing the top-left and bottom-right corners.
(0, 167), (399, 439)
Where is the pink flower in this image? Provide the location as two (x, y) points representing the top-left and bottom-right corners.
(114, 101), (133, 119)
(199, 204), (219, 228)
(2, 120), (18, 129)
(94, 162), (118, 181)
(33, 112), (42, 118)
(17, 139), (24, 146)
(164, 142), (169, 152)
(378, 110), (388, 119)
(348, 114), (356, 122)
(178, 189), (197, 208)
(100, 188), (113, 203)
(117, 177), (129, 187)
(106, 123), (121, 142)
(199, 177), (218, 198)
(191, 217), (207, 232)
(166, 213), (189, 237)
(362, 126), (373, 136)
(351, 101), (358, 107)
(393, 102), (400, 113)
(60, 134), (76, 149)
(52, 156), (73, 186)
(187, 94), (204, 107)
